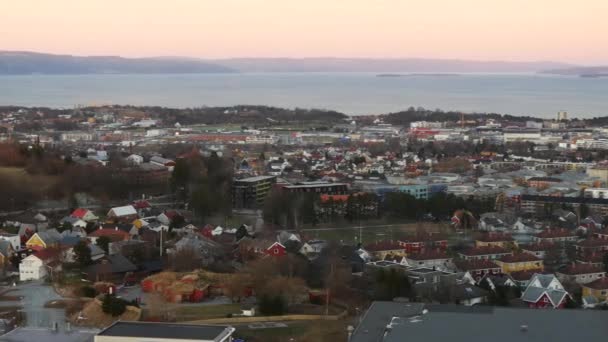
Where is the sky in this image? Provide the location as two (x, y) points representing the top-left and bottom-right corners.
(1, 0), (607, 64)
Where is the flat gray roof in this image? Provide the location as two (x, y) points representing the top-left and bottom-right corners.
(0, 327), (99, 342)
(351, 302), (608, 342)
(97, 321), (234, 340)
(234, 175), (276, 183)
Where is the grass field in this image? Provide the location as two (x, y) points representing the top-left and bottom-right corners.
(235, 320), (349, 342)
(0, 167), (61, 192)
(175, 303), (242, 321)
(301, 222), (450, 244)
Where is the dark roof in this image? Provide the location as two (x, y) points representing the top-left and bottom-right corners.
(558, 264), (604, 275)
(352, 302), (608, 342)
(97, 321), (234, 340)
(499, 253), (541, 263)
(455, 259), (500, 271)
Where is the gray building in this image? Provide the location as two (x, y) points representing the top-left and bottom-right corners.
(351, 301), (608, 342)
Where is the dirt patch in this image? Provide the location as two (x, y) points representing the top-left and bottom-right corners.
(69, 298), (141, 328)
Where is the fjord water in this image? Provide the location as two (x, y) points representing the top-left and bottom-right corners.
(1, 73), (607, 118)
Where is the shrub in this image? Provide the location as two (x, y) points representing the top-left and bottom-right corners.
(80, 286), (97, 298)
(101, 294), (127, 317)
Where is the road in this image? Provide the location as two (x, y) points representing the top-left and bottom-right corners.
(11, 281), (64, 328)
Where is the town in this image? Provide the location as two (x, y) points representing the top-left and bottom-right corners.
(0, 104), (608, 341)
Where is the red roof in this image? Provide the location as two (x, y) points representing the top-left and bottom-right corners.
(559, 264), (604, 275)
(34, 248), (61, 261)
(364, 241), (404, 252)
(499, 253), (541, 263)
(71, 208), (89, 219)
(455, 259), (500, 271)
(584, 277), (608, 290)
(460, 246), (511, 256)
(132, 200), (151, 209)
(521, 242), (556, 251)
(534, 229), (576, 239)
(320, 194), (349, 203)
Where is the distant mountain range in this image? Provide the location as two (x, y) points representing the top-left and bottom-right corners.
(540, 66), (608, 77)
(0, 51), (582, 75)
(0, 51), (235, 74)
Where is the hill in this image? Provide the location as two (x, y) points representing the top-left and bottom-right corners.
(215, 57), (575, 73)
(0, 51), (235, 75)
(540, 66), (608, 77)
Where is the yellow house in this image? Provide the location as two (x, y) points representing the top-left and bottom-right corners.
(495, 253), (543, 274)
(475, 232), (517, 249)
(25, 230), (61, 250)
(582, 278), (608, 302)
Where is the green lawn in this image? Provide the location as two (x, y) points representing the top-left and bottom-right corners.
(176, 303), (242, 321)
(235, 320), (348, 342)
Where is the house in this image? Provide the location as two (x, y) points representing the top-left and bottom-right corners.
(13, 212), (48, 234)
(521, 273), (570, 309)
(397, 233), (448, 253)
(59, 216), (87, 229)
(70, 208), (99, 222)
(65, 243), (105, 263)
(474, 232), (516, 249)
(126, 154), (144, 165)
(150, 156), (175, 171)
(237, 238), (286, 258)
(0, 240), (15, 266)
(172, 234), (224, 265)
(19, 251), (56, 281)
(299, 240), (327, 260)
(458, 246), (511, 261)
(508, 270), (539, 288)
(25, 229), (62, 250)
(449, 284), (489, 306)
(85, 254), (137, 282)
(478, 273), (517, 291)
(575, 238), (608, 256)
(494, 253), (543, 274)
(107, 205), (138, 223)
(0, 232), (21, 250)
(405, 251), (452, 270)
(521, 242), (561, 260)
(454, 259), (501, 281)
(363, 241), (406, 260)
(581, 277), (608, 303)
(533, 229), (577, 244)
(556, 264), (606, 285)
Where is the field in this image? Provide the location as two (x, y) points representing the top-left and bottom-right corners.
(175, 303), (242, 321)
(300, 222), (450, 244)
(235, 319), (349, 342)
(0, 167), (61, 192)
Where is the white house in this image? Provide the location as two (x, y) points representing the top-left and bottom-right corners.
(127, 154), (144, 165)
(0, 233), (21, 250)
(19, 255), (47, 281)
(107, 205), (138, 220)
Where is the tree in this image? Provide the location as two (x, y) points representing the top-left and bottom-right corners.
(96, 236), (111, 254)
(73, 240), (92, 267)
(258, 294), (287, 316)
(102, 294), (127, 317)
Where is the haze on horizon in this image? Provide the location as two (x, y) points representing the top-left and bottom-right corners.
(2, 0), (607, 65)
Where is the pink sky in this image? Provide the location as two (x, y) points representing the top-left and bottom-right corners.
(2, 0), (607, 64)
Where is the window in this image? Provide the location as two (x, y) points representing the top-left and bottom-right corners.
(543, 297), (549, 303)
(274, 249), (279, 255)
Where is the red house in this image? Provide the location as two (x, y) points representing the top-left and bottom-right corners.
(264, 242), (287, 257)
(398, 232), (448, 254)
(521, 273), (570, 309)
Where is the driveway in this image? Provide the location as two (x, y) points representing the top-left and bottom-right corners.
(10, 281), (64, 328)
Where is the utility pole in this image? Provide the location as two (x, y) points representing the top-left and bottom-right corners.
(326, 262), (333, 316)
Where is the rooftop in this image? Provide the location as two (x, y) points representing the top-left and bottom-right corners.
(96, 321), (235, 340)
(499, 253), (541, 263)
(352, 303), (608, 342)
